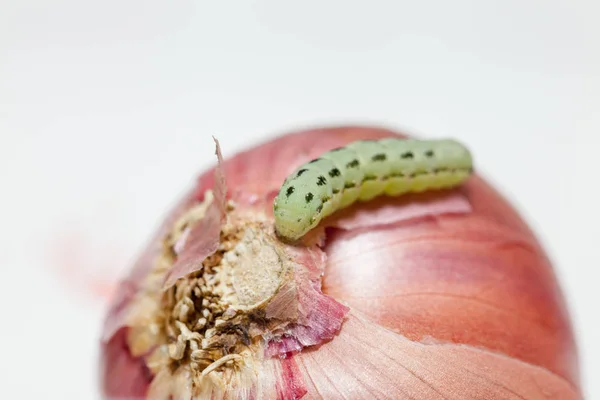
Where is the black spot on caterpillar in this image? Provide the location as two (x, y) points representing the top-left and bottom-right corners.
(346, 159), (360, 168)
(273, 137), (474, 241)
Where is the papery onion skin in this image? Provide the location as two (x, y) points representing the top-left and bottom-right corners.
(100, 126), (581, 399)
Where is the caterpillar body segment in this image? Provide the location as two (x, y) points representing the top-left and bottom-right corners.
(273, 138), (474, 241)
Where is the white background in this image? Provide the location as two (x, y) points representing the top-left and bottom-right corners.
(1, 1), (598, 399)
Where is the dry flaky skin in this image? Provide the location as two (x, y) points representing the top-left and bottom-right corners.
(124, 197), (307, 399)
(101, 125), (581, 399)
(104, 174), (339, 399)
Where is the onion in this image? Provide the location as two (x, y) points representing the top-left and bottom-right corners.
(99, 126), (580, 399)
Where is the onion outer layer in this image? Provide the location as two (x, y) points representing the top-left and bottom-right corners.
(100, 126), (580, 399)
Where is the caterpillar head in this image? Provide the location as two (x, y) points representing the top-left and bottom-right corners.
(273, 181), (320, 241)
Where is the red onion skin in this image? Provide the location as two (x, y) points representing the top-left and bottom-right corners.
(322, 176), (578, 384)
(100, 126), (580, 399)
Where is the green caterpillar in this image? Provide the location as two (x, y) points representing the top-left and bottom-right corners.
(273, 138), (474, 241)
